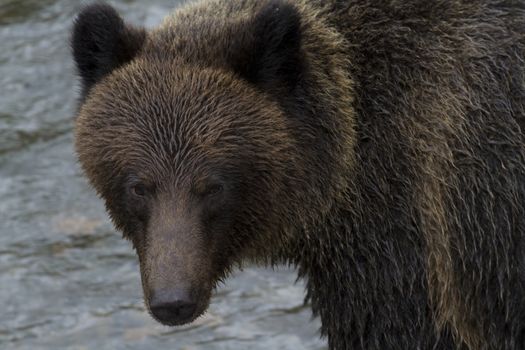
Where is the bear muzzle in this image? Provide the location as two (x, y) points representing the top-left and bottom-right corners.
(148, 287), (198, 325)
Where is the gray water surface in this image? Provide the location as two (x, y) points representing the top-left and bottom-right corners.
(0, 1), (325, 349)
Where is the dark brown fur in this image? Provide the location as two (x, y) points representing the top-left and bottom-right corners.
(72, 1), (525, 349)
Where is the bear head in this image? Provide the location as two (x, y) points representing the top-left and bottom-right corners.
(72, 1), (312, 326)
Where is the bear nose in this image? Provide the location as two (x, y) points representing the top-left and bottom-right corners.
(149, 289), (197, 325)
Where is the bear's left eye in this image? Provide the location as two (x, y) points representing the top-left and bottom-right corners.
(197, 183), (223, 198)
(205, 184), (223, 196)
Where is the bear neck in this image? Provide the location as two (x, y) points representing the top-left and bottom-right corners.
(275, 1), (358, 238)
(283, 3), (455, 348)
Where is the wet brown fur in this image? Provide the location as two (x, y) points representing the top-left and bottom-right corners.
(73, 1), (525, 349)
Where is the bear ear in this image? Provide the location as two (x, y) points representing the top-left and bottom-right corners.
(232, 1), (303, 95)
(72, 3), (146, 97)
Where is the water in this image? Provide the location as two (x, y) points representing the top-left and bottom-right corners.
(0, 1), (326, 349)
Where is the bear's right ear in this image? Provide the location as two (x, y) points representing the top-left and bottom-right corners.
(72, 3), (146, 97)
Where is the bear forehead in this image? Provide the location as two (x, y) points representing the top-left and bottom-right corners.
(76, 61), (292, 171)
(81, 64), (277, 131)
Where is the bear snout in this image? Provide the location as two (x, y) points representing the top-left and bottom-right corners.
(148, 288), (198, 326)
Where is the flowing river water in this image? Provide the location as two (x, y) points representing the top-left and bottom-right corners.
(0, 1), (326, 349)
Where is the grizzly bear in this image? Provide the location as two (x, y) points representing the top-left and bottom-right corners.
(72, 0), (525, 349)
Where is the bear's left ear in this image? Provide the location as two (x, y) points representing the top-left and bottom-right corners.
(232, 1), (303, 95)
(72, 3), (146, 97)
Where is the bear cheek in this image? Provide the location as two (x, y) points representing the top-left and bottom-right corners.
(200, 202), (245, 264)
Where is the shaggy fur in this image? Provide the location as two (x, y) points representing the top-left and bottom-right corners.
(72, 1), (525, 349)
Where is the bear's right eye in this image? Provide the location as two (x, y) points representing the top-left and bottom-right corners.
(130, 183), (147, 197)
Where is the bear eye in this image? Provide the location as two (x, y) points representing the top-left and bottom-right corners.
(199, 183), (223, 197)
(130, 183), (147, 197)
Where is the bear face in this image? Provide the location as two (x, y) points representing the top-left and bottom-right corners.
(73, 2), (307, 325)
